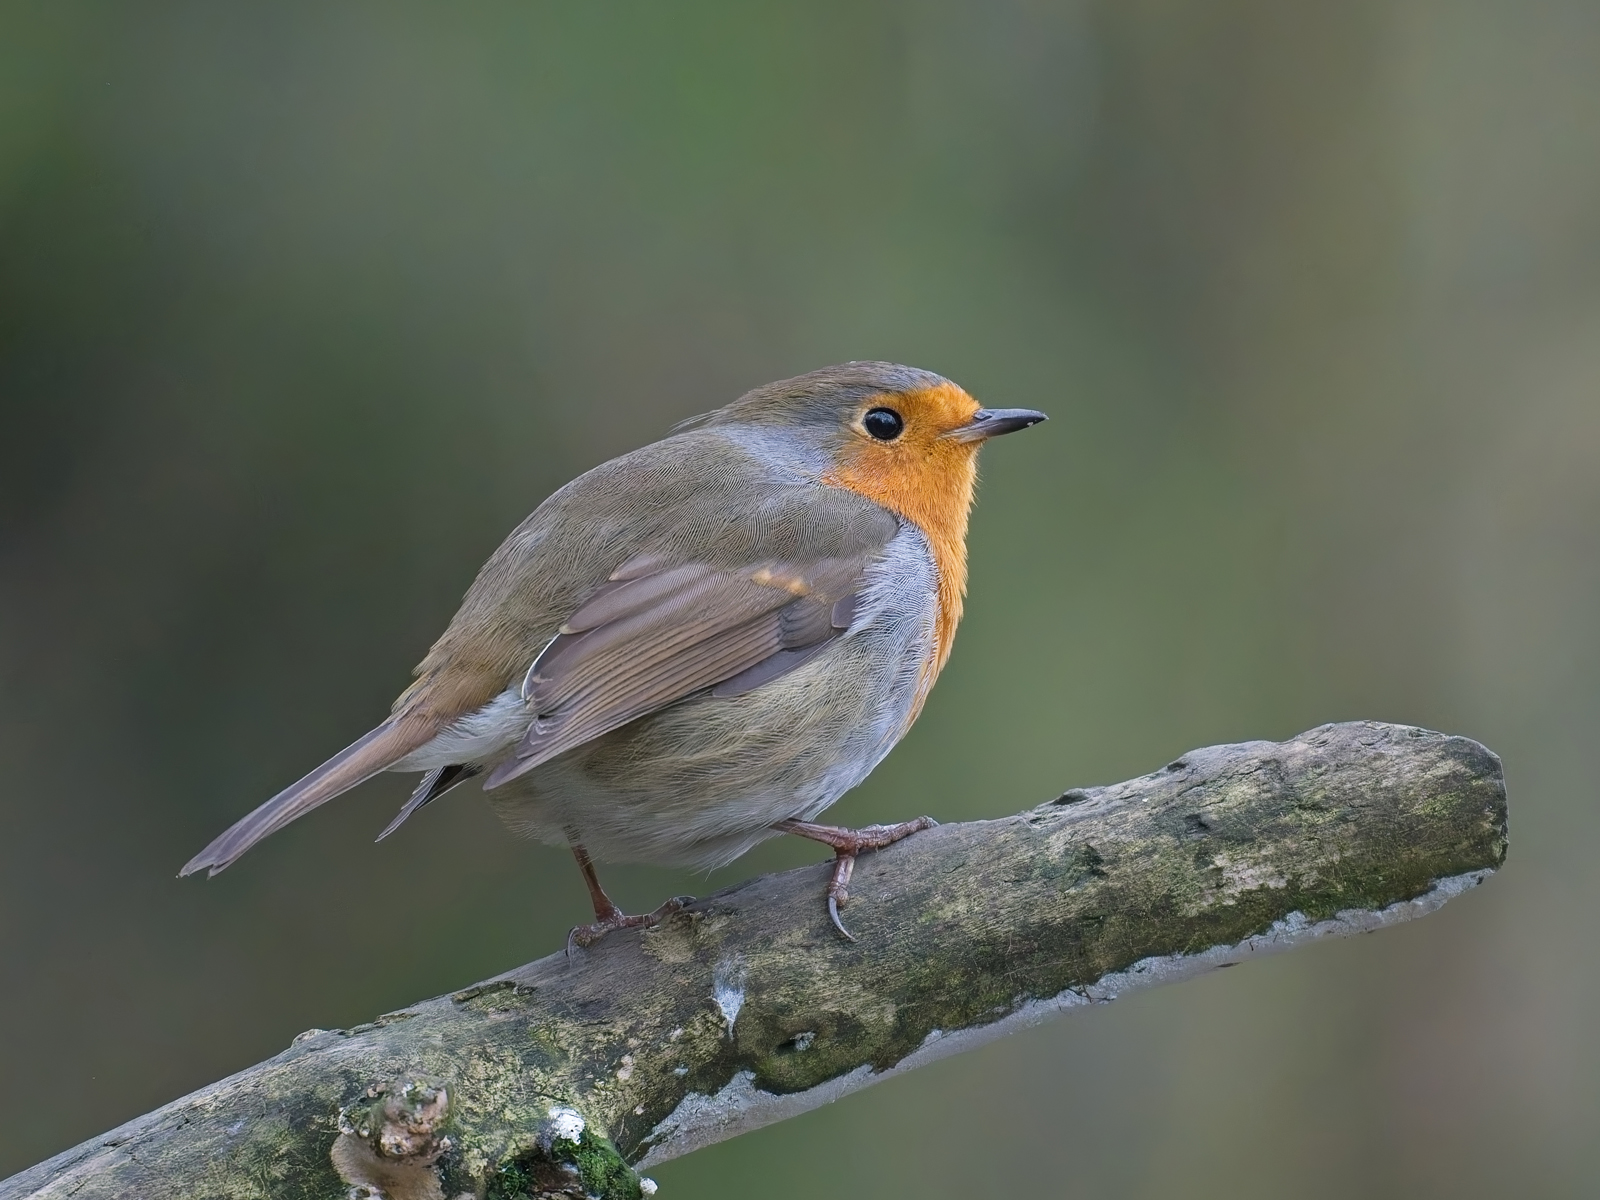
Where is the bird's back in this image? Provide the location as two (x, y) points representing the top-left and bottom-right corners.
(397, 424), (883, 724)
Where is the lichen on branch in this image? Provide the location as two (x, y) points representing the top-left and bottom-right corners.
(0, 722), (1506, 1200)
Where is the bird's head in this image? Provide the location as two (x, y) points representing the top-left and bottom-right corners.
(686, 361), (1046, 543)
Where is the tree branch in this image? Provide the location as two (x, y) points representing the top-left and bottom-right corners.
(1, 721), (1507, 1200)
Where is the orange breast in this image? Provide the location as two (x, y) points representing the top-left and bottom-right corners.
(822, 382), (981, 722)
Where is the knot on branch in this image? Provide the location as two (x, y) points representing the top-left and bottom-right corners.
(331, 1077), (454, 1200)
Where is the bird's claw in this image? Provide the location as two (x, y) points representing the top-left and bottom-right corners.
(827, 851), (858, 941)
(773, 815), (939, 942)
(565, 894), (691, 958)
(827, 891), (857, 941)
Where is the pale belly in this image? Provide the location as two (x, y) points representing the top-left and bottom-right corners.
(475, 524), (941, 869)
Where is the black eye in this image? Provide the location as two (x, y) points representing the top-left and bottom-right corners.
(863, 407), (904, 441)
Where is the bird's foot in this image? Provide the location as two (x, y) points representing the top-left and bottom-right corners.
(774, 816), (939, 941)
(566, 895), (691, 956)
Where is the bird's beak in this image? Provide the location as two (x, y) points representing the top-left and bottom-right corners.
(944, 407), (1049, 443)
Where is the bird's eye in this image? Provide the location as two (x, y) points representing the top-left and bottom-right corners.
(863, 407), (904, 441)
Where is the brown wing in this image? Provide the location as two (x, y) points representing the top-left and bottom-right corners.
(481, 555), (868, 788)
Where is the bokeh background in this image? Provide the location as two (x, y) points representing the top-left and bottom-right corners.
(2, 2), (1597, 1195)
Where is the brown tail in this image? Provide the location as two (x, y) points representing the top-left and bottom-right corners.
(180, 713), (439, 877)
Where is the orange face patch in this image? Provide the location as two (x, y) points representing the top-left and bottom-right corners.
(822, 382), (984, 719)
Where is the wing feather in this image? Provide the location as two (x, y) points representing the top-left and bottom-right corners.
(483, 555), (873, 788)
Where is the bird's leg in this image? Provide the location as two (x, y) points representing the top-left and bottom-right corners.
(565, 843), (687, 954)
(773, 816), (938, 941)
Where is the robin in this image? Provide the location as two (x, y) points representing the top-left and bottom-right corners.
(182, 362), (1045, 942)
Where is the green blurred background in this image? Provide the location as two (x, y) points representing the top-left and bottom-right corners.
(2, 2), (1597, 1195)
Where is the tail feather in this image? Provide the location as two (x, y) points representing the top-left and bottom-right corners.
(375, 763), (481, 842)
(180, 714), (439, 877)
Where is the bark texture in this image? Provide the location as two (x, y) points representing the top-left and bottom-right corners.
(1, 721), (1507, 1200)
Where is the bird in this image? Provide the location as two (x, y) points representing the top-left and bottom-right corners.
(181, 362), (1046, 942)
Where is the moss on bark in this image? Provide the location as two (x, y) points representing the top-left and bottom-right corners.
(1, 722), (1506, 1199)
